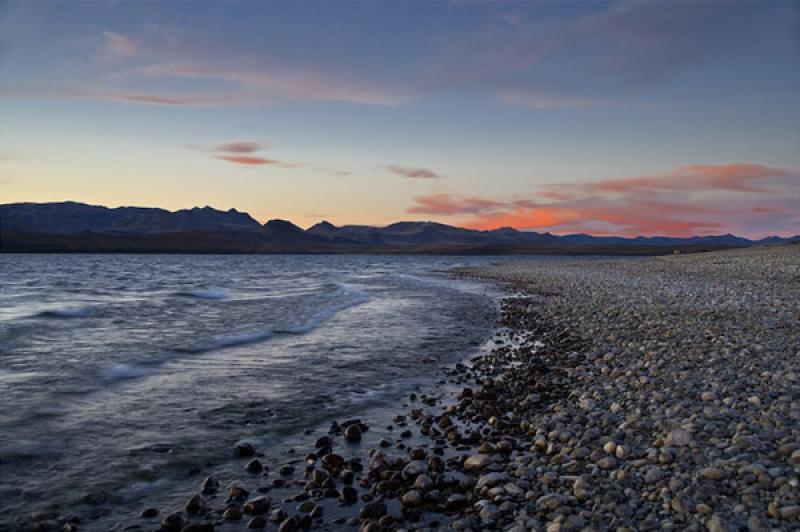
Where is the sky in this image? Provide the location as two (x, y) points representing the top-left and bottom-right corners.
(1, 1), (799, 238)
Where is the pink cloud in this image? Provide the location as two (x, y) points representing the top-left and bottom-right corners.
(385, 165), (443, 179)
(214, 154), (302, 168)
(407, 162), (799, 238)
(407, 194), (506, 215)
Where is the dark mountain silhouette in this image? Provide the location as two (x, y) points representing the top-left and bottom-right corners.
(1, 201), (797, 254)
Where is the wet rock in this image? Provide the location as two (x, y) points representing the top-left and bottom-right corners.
(344, 424), (362, 443)
(201, 477), (219, 494)
(401, 490), (423, 506)
(464, 454), (491, 472)
(247, 516), (267, 529)
(243, 496), (271, 515)
(180, 524), (214, 532)
(340, 486), (358, 505)
(235, 442), (256, 457)
(161, 513), (186, 532)
(245, 459), (263, 473)
(360, 501), (387, 519)
(322, 453), (344, 470)
(223, 507), (242, 521)
(185, 494), (206, 514)
(140, 508), (158, 518)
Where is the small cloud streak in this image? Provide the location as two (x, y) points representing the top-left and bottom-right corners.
(214, 141), (265, 154)
(385, 165), (443, 179)
(214, 154), (303, 168)
(406, 162), (799, 238)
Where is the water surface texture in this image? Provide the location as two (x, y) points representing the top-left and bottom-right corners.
(0, 254), (507, 527)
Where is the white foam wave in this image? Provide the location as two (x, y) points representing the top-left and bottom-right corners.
(178, 288), (230, 300)
(275, 283), (369, 334)
(103, 363), (151, 381)
(213, 331), (274, 348)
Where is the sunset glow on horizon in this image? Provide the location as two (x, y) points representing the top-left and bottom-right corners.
(1, 1), (798, 238)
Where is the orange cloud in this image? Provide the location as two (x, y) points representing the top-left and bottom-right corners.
(408, 162), (799, 237)
(385, 165), (443, 179)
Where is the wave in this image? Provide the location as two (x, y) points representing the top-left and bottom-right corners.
(35, 306), (92, 319)
(87, 282), (370, 386)
(175, 288), (230, 300)
(102, 363), (151, 381)
(212, 331), (274, 348)
(274, 283), (369, 334)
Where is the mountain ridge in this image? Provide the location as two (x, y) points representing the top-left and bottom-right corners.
(1, 201), (797, 254)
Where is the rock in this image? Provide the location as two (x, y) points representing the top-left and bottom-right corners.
(644, 466), (663, 484)
(201, 477), (219, 494)
(344, 424), (362, 442)
(229, 485), (249, 499)
(706, 514), (734, 532)
(223, 507), (242, 520)
(597, 456), (617, 469)
(243, 496), (271, 515)
(180, 524), (214, 532)
(402, 460), (427, 480)
(464, 454), (491, 472)
(235, 442), (256, 457)
(340, 486), (358, 505)
(401, 490), (422, 506)
(245, 459), (263, 473)
(779, 506), (800, 520)
(140, 508), (158, 518)
(413, 474), (433, 491)
(360, 501), (387, 519)
(247, 516), (267, 529)
(322, 453), (344, 470)
(277, 516), (298, 532)
(185, 494), (207, 514)
(279, 464), (294, 476)
(666, 428), (692, 447)
(476, 472), (509, 490)
(161, 513), (186, 531)
(315, 436), (332, 449)
(699, 467), (726, 481)
(536, 494), (564, 511)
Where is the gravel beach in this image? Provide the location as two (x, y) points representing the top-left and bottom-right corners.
(51, 246), (799, 532)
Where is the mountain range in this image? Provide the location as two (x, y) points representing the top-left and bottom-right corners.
(1, 201), (796, 254)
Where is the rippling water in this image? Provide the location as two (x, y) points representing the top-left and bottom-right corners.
(0, 254), (508, 528)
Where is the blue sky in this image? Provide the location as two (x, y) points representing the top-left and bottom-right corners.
(1, 1), (798, 237)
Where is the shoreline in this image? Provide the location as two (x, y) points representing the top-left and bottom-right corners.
(24, 245), (800, 531)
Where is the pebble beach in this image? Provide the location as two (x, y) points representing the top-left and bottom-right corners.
(48, 246), (800, 531)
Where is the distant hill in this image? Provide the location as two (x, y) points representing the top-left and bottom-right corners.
(1, 201), (797, 254)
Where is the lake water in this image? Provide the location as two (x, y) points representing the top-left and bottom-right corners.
(0, 254), (512, 529)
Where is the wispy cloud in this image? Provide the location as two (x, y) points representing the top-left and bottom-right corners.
(385, 165), (443, 179)
(100, 31), (138, 60)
